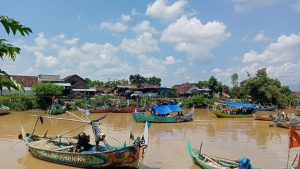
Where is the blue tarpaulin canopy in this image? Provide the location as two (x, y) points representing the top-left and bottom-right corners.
(224, 101), (256, 108)
(152, 105), (182, 115)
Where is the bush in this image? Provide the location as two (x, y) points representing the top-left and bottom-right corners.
(0, 93), (37, 111)
(182, 94), (213, 108)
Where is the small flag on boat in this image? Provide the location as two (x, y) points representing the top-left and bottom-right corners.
(39, 116), (44, 124)
(289, 125), (300, 148)
(130, 131), (134, 140)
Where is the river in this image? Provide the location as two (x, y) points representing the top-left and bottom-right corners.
(0, 109), (296, 169)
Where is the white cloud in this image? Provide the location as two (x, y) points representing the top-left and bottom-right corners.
(120, 32), (160, 54)
(100, 22), (128, 32)
(63, 38), (80, 46)
(254, 31), (268, 41)
(164, 56), (176, 65)
(146, 0), (187, 22)
(291, 0), (300, 13)
(17, 32), (49, 52)
(35, 51), (59, 68)
(161, 15), (230, 62)
(242, 33), (300, 63)
(137, 55), (166, 77)
(132, 20), (157, 34)
(231, 0), (273, 13)
(121, 14), (131, 22)
(211, 68), (235, 85)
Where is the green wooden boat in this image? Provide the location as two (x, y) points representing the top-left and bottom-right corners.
(20, 115), (149, 169)
(187, 142), (262, 169)
(275, 120), (300, 130)
(132, 105), (194, 123)
(48, 101), (65, 115)
(213, 111), (253, 118)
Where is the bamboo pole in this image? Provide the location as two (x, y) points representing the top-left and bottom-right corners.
(29, 115), (89, 124)
(66, 111), (86, 121)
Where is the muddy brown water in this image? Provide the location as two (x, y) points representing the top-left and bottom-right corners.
(0, 109), (297, 169)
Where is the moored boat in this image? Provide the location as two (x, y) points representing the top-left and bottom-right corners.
(252, 112), (273, 121)
(187, 142), (262, 169)
(213, 101), (255, 118)
(48, 100), (65, 115)
(133, 105), (193, 123)
(0, 104), (10, 115)
(112, 106), (134, 113)
(293, 108), (300, 116)
(90, 106), (112, 113)
(20, 113), (149, 169)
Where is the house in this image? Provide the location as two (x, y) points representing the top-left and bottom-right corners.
(172, 82), (211, 97)
(64, 75), (96, 97)
(1, 75), (39, 95)
(96, 86), (114, 94)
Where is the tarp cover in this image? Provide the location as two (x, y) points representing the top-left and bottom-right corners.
(224, 101), (256, 108)
(152, 105), (182, 115)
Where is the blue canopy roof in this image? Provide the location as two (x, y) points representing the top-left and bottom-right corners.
(152, 105), (182, 115)
(224, 101), (256, 108)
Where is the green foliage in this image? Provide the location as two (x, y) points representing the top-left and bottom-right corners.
(0, 16), (32, 93)
(231, 73), (238, 87)
(129, 74), (161, 85)
(0, 16), (32, 60)
(198, 80), (209, 88)
(0, 93), (37, 111)
(91, 95), (113, 106)
(86, 78), (129, 88)
(208, 76), (222, 94)
(32, 83), (64, 97)
(182, 94), (213, 108)
(240, 68), (293, 108)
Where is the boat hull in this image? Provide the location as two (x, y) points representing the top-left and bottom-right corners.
(112, 107), (134, 113)
(187, 143), (262, 169)
(132, 112), (193, 123)
(213, 111), (252, 118)
(28, 146), (144, 169)
(276, 121), (300, 130)
(252, 113), (272, 121)
(90, 108), (112, 113)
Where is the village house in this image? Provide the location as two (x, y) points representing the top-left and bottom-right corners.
(172, 82), (211, 97)
(64, 74), (96, 97)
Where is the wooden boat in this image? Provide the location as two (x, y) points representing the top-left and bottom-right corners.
(293, 108), (300, 116)
(213, 111), (253, 118)
(20, 113), (149, 169)
(0, 104), (10, 115)
(133, 105), (194, 123)
(48, 101), (65, 115)
(112, 106), (134, 113)
(90, 106), (112, 113)
(275, 120), (300, 130)
(252, 112), (272, 121)
(187, 142), (262, 169)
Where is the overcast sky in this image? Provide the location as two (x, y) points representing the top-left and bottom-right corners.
(1, 0), (300, 91)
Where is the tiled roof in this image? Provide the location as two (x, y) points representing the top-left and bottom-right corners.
(172, 82), (198, 95)
(11, 75), (38, 87)
(293, 92), (300, 98)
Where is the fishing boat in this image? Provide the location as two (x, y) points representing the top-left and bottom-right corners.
(293, 108), (300, 116)
(0, 104), (10, 115)
(90, 105), (112, 113)
(187, 142), (262, 169)
(213, 101), (255, 118)
(132, 105), (193, 123)
(47, 100), (65, 115)
(253, 103), (276, 111)
(20, 112), (149, 169)
(112, 106), (134, 113)
(252, 112), (273, 121)
(275, 120), (300, 130)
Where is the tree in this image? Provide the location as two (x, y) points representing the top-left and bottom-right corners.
(0, 16), (32, 93)
(231, 73), (238, 87)
(129, 74), (161, 85)
(240, 68), (293, 108)
(32, 83), (64, 109)
(198, 80), (209, 88)
(147, 76), (161, 85)
(208, 76), (222, 94)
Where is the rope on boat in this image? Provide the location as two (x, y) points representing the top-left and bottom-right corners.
(66, 111), (86, 122)
(102, 131), (124, 145)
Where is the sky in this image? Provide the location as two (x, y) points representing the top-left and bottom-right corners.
(0, 0), (300, 91)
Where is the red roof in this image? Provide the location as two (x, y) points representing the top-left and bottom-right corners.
(293, 92), (300, 98)
(11, 75), (38, 87)
(172, 83), (198, 95)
